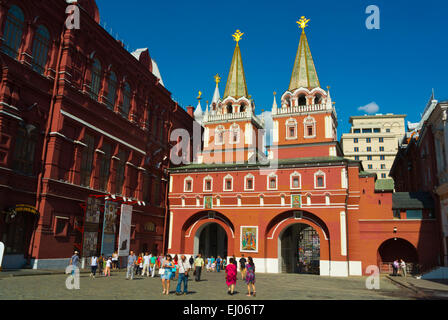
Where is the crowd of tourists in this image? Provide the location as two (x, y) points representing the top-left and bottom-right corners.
(69, 251), (257, 297)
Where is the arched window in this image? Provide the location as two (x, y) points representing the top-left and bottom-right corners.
(203, 176), (213, 192)
(267, 173), (278, 190)
(314, 170), (326, 189)
(290, 172), (301, 189)
(298, 94), (307, 106)
(314, 94), (322, 105)
(1, 5), (25, 59)
(304, 116), (316, 138)
(12, 124), (38, 176)
(240, 103), (246, 113)
(90, 59), (102, 100)
(31, 25), (51, 74)
(244, 174), (255, 191)
(226, 104), (233, 114)
(107, 71), (117, 110)
(223, 174), (233, 191)
(121, 82), (132, 116)
(184, 176), (193, 192)
(230, 124), (240, 144)
(215, 126), (225, 145)
(286, 118), (297, 139)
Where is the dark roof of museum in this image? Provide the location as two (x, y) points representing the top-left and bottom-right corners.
(169, 156), (361, 173)
(392, 192), (435, 209)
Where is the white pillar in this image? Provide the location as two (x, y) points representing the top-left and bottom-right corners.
(168, 211), (174, 250)
(340, 211), (347, 256)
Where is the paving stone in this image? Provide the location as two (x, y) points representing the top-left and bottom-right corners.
(0, 270), (418, 300)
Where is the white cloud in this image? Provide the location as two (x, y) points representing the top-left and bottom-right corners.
(358, 102), (380, 114)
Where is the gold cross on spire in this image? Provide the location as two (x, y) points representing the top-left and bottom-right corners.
(214, 74), (221, 85)
(297, 16), (310, 32)
(232, 29), (244, 45)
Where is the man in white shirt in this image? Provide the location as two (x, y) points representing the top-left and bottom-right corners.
(142, 252), (151, 277)
(90, 255), (98, 279)
(176, 255), (190, 295)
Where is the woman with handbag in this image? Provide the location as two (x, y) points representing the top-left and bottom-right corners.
(161, 255), (174, 295)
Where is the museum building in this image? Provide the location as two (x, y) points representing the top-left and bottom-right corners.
(0, 0), (194, 269)
(167, 19), (442, 276)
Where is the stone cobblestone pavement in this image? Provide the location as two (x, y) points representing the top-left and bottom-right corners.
(0, 270), (418, 300)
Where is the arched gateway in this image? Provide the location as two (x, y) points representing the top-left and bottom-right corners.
(194, 222), (228, 258)
(280, 223), (320, 274)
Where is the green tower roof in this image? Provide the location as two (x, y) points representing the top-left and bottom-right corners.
(223, 30), (249, 99)
(289, 26), (320, 91)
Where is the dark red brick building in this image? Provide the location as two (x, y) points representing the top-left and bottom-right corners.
(0, 0), (194, 269)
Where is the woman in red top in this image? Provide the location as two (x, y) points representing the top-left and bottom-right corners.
(136, 254), (143, 276)
(225, 257), (237, 295)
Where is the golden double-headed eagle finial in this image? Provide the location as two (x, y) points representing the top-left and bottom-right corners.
(197, 91), (202, 100)
(297, 16), (310, 32)
(214, 74), (221, 85)
(232, 29), (244, 44)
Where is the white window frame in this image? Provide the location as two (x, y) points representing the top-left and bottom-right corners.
(306, 194), (312, 205)
(304, 116), (316, 139)
(184, 176), (193, 193)
(285, 118), (298, 140)
(267, 173), (278, 190)
(325, 193), (331, 205)
(290, 171), (302, 190)
(223, 174), (233, 192)
(229, 123), (240, 145)
(314, 170), (326, 189)
(215, 125), (225, 146)
(203, 175), (213, 192)
(244, 174), (255, 191)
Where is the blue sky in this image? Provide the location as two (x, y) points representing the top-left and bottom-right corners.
(96, 0), (447, 137)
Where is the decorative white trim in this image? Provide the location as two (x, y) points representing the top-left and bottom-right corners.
(61, 109), (145, 155)
(290, 171), (302, 190)
(267, 173), (278, 191)
(340, 211), (347, 256)
(314, 170), (326, 189)
(229, 123), (240, 145)
(203, 175), (213, 192)
(304, 115), (316, 139)
(183, 176), (193, 193)
(244, 173), (255, 191)
(223, 174), (233, 192)
(285, 118), (298, 140)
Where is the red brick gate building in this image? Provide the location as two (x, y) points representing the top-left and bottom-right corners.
(0, 0), (194, 269)
(167, 20), (441, 276)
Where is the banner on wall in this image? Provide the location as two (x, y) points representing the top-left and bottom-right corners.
(118, 204), (133, 257)
(101, 201), (118, 256)
(82, 197), (101, 257)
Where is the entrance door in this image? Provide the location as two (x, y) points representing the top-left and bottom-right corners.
(197, 223), (228, 258)
(280, 224), (320, 274)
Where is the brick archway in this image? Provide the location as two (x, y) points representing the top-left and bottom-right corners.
(180, 211), (235, 255)
(264, 210), (331, 274)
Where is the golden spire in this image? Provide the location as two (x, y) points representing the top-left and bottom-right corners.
(197, 91), (202, 100)
(214, 74), (221, 85)
(297, 16), (310, 33)
(232, 29), (244, 45)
